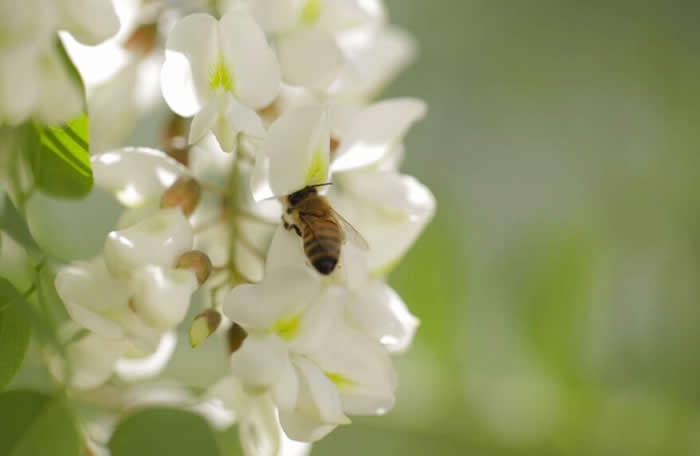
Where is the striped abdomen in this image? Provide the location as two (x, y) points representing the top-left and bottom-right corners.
(302, 216), (341, 275)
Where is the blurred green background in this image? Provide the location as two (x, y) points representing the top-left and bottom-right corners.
(315, 1), (700, 455)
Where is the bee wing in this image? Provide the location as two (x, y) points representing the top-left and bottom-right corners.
(331, 208), (369, 250)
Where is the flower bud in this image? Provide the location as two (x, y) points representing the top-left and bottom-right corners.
(176, 250), (212, 285)
(227, 322), (247, 354)
(189, 309), (222, 348)
(160, 176), (201, 217)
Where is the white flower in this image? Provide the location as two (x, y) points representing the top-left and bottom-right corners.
(0, 231), (35, 293)
(161, 11), (279, 151)
(222, 228), (402, 441)
(327, 98), (436, 273)
(233, 0), (384, 90)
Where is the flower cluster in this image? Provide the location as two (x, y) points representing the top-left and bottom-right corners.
(36, 0), (434, 452)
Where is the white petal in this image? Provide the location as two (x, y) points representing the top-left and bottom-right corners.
(288, 287), (343, 355)
(295, 358), (347, 424)
(264, 226), (310, 274)
(271, 360), (299, 411)
(309, 322), (396, 415)
(129, 266), (198, 329)
(0, 46), (39, 125)
(230, 332), (290, 388)
(278, 409), (338, 443)
(103, 208), (194, 277)
(331, 26), (415, 99)
(219, 10), (280, 109)
(279, 357), (348, 442)
(244, 0), (298, 34)
(277, 26), (343, 90)
(334, 243), (369, 291)
(250, 153), (275, 202)
(329, 172), (435, 273)
(161, 13), (219, 116)
(264, 105), (330, 196)
(223, 266), (320, 331)
(59, 0), (120, 45)
(115, 331), (177, 381)
(332, 98), (426, 171)
(92, 147), (188, 207)
(50, 331), (127, 389)
(345, 280), (418, 353)
(188, 99), (219, 146)
(54, 257), (130, 339)
(240, 396), (282, 456)
(35, 49), (83, 125)
(225, 96), (266, 137)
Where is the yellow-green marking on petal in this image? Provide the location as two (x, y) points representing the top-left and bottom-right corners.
(304, 146), (328, 186)
(325, 372), (356, 390)
(273, 314), (301, 341)
(210, 60), (234, 92)
(300, 0), (322, 25)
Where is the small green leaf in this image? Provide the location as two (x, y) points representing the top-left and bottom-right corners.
(0, 192), (39, 254)
(0, 390), (83, 456)
(109, 407), (221, 456)
(0, 279), (31, 390)
(26, 115), (93, 199)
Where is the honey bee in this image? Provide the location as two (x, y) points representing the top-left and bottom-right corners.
(283, 184), (369, 275)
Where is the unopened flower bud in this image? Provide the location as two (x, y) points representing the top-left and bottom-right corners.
(189, 309), (222, 348)
(160, 176), (201, 217)
(227, 322), (247, 354)
(176, 250), (212, 285)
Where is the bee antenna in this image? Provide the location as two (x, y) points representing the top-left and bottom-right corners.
(309, 182), (333, 188)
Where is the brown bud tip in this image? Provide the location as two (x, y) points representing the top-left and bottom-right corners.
(124, 23), (158, 55)
(227, 322), (247, 354)
(189, 309), (222, 348)
(160, 176), (202, 216)
(162, 115), (189, 165)
(176, 250), (212, 285)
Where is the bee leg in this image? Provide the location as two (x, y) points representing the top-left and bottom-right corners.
(282, 217), (291, 230)
(292, 225), (302, 237)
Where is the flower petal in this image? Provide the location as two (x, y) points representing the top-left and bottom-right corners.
(277, 26), (343, 90)
(161, 13), (219, 116)
(344, 280), (418, 353)
(92, 147), (188, 207)
(332, 98), (426, 171)
(244, 0), (298, 34)
(59, 0), (120, 45)
(129, 265), (199, 329)
(331, 26), (415, 99)
(0, 231), (35, 293)
(271, 359), (299, 411)
(309, 321), (396, 415)
(188, 99), (219, 146)
(264, 226), (310, 274)
(278, 357), (348, 442)
(103, 208), (194, 277)
(223, 266), (320, 331)
(230, 332), (290, 389)
(55, 257), (130, 339)
(263, 105), (330, 196)
(240, 396), (282, 456)
(287, 286), (343, 355)
(329, 172), (435, 273)
(0, 46), (39, 125)
(35, 49), (83, 125)
(219, 10), (280, 109)
(49, 330), (127, 389)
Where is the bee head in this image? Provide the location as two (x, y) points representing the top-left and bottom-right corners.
(287, 183), (332, 207)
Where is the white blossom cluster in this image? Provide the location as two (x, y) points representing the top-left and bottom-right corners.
(2, 0), (435, 454)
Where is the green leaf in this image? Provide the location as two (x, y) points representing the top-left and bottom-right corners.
(24, 115), (93, 199)
(0, 279), (31, 390)
(0, 193), (39, 255)
(0, 390), (83, 456)
(109, 407), (222, 456)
